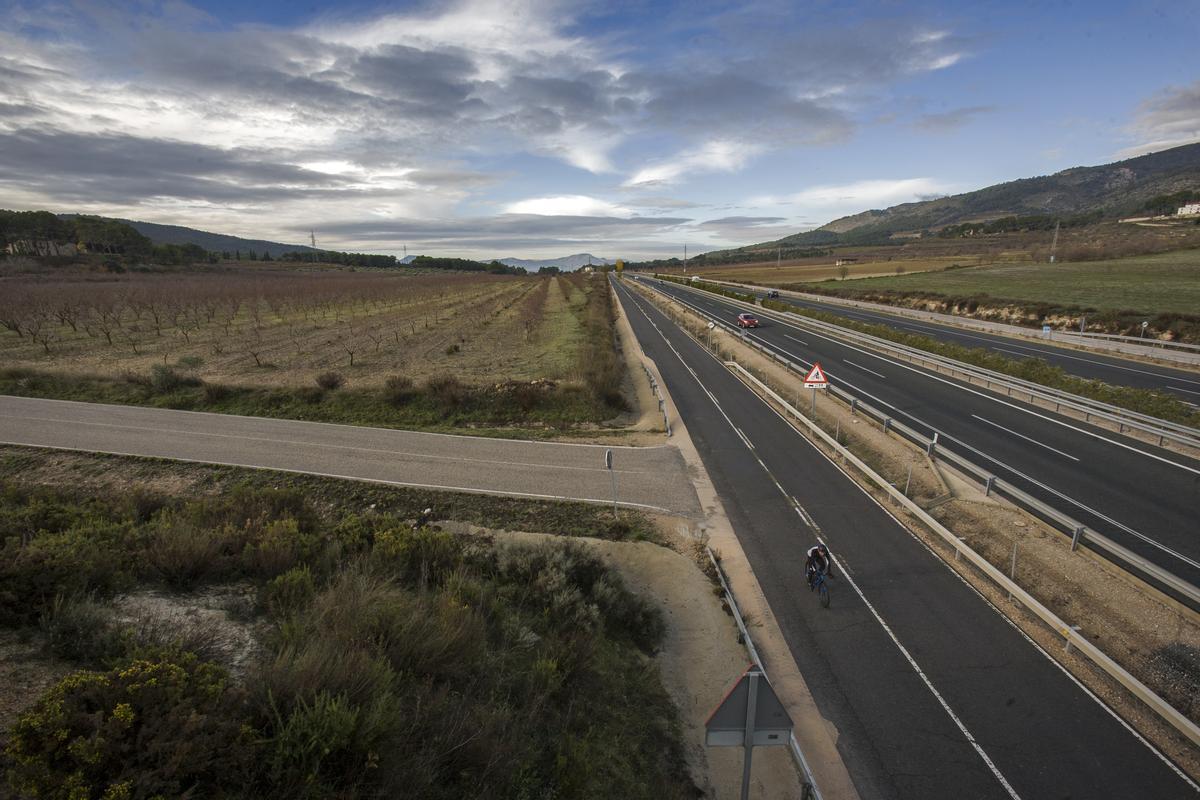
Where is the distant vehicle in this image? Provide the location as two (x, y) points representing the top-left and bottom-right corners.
(766, 290), (780, 298)
(690, 275), (701, 282)
(736, 313), (760, 328)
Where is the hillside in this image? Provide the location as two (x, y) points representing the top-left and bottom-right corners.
(119, 219), (315, 258)
(714, 141), (1200, 256)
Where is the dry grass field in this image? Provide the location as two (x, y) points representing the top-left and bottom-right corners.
(689, 254), (988, 284)
(0, 268), (598, 388)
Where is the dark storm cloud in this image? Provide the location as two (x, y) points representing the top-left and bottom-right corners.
(0, 128), (371, 204)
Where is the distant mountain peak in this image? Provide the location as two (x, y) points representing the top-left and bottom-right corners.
(498, 253), (612, 270)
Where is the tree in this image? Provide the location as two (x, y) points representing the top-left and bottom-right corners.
(837, 265), (849, 280)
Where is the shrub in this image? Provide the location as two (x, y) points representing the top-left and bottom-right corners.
(265, 565), (317, 617)
(6, 654), (253, 799)
(141, 517), (233, 588)
(426, 374), (468, 407)
(445, 343), (460, 355)
(0, 521), (131, 625)
(39, 594), (127, 664)
(382, 375), (415, 405)
(203, 382), (232, 403)
(149, 364), (190, 393)
(315, 371), (346, 391)
(372, 527), (466, 586)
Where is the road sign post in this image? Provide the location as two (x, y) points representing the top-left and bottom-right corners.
(803, 363), (828, 418)
(604, 449), (617, 519)
(706, 664), (794, 800)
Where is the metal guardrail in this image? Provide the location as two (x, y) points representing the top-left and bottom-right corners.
(647, 276), (1200, 453)
(1058, 330), (1200, 353)
(635, 278), (1200, 607)
(642, 364), (672, 437)
(707, 548), (822, 800)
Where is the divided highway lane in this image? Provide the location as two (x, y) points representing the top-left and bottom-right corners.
(634, 276), (1200, 591)
(612, 279), (1195, 800)
(730, 283), (1200, 400)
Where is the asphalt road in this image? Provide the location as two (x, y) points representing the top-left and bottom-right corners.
(0, 395), (703, 517)
(613, 278), (1196, 800)
(634, 276), (1200, 592)
(734, 283), (1200, 400)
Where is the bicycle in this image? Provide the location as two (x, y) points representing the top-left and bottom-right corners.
(808, 568), (831, 609)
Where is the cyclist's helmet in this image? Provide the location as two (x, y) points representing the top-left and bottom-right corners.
(817, 543), (829, 555)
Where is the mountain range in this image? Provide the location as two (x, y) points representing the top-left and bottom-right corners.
(498, 253), (611, 271)
(716, 141), (1200, 255)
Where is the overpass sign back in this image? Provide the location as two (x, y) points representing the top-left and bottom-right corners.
(803, 363), (828, 389)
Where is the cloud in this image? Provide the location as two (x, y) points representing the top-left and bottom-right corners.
(0, 1), (975, 255)
(914, 105), (995, 132)
(1122, 81), (1200, 156)
(504, 195), (632, 217)
(625, 140), (763, 187)
(692, 215), (796, 242)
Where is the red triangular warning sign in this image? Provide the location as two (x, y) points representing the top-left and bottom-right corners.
(803, 363), (828, 387)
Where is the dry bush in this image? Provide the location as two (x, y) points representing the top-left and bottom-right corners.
(315, 371), (345, 391)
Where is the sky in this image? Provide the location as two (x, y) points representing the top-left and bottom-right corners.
(1, 0), (1198, 260)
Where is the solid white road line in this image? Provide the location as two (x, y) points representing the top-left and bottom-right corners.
(970, 414), (1080, 461)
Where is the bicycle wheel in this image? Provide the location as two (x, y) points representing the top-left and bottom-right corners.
(818, 580), (830, 609)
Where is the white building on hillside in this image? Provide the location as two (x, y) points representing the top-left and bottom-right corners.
(1178, 202), (1200, 216)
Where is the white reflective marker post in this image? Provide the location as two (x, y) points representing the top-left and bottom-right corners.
(605, 448), (617, 519)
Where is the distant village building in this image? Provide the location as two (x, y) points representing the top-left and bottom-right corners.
(835, 257), (859, 266)
(1178, 202), (1200, 217)
(4, 240), (78, 257)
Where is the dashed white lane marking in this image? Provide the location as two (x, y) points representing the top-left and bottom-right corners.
(970, 414), (1081, 462)
(842, 359), (887, 379)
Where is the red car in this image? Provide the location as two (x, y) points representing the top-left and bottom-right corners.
(736, 313), (760, 328)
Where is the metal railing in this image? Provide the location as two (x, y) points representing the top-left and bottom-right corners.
(635, 277), (1200, 606)
(644, 276), (1200, 454)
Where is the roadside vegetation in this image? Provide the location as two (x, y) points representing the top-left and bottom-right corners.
(0, 270), (629, 433)
(0, 448), (692, 799)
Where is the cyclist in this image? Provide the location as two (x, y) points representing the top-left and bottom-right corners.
(805, 542), (833, 588)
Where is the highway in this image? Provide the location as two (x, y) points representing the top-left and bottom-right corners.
(0, 395), (703, 518)
(632, 275), (1200, 593)
(612, 278), (1196, 799)
(721, 281), (1200, 400)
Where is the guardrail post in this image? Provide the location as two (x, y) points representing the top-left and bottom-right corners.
(926, 432), (938, 457)
(1071, 526), (1085, 551)
(984, 476), (995, 497)
(883, 417), (892, 435)
(1065, 625), (1082, 655)
(850, 398), (858, 415)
